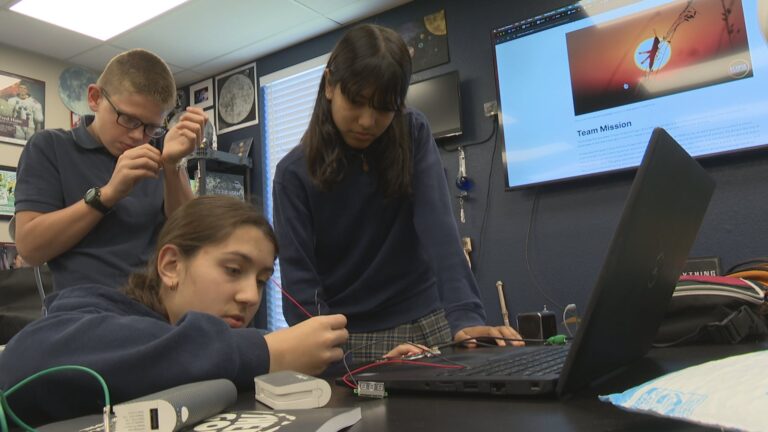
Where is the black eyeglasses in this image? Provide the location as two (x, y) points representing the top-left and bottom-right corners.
(101, 89), (168, 138)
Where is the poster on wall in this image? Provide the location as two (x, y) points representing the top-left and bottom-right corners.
(215, 62), (258, 134)
(203, 171), (246, 201)
(58, 66), (97, 116)
(166, 86), (189, 127)
(0, 166), (17, 218)
(0, 70), (45, 145)
(190, 78), (214, 109)
(397, 9), (450, 73)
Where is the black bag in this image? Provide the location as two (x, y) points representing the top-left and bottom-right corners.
(654, 275), (768, 347)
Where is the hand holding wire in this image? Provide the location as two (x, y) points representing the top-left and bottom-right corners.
(454, 325), (525, 347)
(382, 342), (440, 360)
(264, 314), (348, 375)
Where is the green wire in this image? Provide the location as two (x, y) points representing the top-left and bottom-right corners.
(1, 394), (9, 432)
(0, 365), (111, 432)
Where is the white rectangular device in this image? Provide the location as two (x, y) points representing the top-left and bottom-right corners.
(254, 371), (332, 409)
(113, 379), (237, 432)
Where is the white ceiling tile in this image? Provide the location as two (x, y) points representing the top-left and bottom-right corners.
(110, 0), (323, 69)
(296, 0), (411, 24)
(172, 69), (207, 87)
(191, 16), (338, 78)
(0, 9), (102, 60)
(1, 0), (412, 87)
(166, 62), (184, 74)
(67, 44), (127, 73)
(325, 0), (412, 24)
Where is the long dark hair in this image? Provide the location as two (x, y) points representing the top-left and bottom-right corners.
(123, 196), (278, 317)
(303, 24), (413, 198)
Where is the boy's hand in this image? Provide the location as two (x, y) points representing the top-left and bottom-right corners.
(101, 144), (162, 206)
(162, 106), (206, 167)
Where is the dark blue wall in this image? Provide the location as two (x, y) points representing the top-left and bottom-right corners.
(230, 0), (768, 328)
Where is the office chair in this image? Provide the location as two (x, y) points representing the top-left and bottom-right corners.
(8, 215), (47, 317)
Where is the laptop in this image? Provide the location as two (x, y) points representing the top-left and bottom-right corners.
(346, 127), (716, 397)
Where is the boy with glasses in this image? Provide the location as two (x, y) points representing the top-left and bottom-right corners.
(14, 49), (207, 291)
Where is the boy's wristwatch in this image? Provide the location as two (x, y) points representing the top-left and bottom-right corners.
(84, 187), (111, 215)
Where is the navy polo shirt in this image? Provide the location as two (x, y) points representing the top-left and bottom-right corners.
(15, 116), (165, 291)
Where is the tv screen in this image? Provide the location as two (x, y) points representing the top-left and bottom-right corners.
(493, 0), (768, 189)
(406, 71), (462, 139)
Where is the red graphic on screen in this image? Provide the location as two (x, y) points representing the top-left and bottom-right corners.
(567, 0), (752, 116)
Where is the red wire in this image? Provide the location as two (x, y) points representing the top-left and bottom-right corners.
(271, 278), (314, 319)
(343, 359), (464, 389)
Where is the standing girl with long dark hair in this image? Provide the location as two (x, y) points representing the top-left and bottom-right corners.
(274, 24), (521, 363)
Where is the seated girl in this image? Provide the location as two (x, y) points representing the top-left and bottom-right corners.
(0, 196), (420, 424)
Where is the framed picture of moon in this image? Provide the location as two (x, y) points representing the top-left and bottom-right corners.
(215, 62), (258, 134)
(58, 66), (98, 116)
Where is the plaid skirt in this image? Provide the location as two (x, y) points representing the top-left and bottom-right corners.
(343, 309), (453, 364)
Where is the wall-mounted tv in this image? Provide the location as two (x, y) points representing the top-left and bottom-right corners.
(406, 70), (463, 139)
(493, 0), (768, 189)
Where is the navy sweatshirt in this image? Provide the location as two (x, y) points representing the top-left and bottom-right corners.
(0, 285), (269, 424)
(273, 110), (486, 335)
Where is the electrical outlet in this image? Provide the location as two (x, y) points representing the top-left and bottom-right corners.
(484, 101), (498, 117)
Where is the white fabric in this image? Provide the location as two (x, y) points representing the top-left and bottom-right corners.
(600, 349), (768, 432)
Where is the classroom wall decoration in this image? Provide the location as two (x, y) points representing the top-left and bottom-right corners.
(58, 66), (97, 116)
(215, 62), (258, 134)
(397, 9), (450, 73)
(229, 136), (253, 159)
(166, 87), (189, 127)
(0, 166), (16, 218)
(190, 78), (214, 109)
(203, 171), (246, 201)
(0, 70), (45, 145)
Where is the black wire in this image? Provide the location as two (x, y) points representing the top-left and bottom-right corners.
(341, 339), (393, 387)
(441, 117), (498, 152)
(524, 189), (564, 311)
(341, 338), (443, 384)
(477, 124), (500, 275)
(344, 340), (463, 383)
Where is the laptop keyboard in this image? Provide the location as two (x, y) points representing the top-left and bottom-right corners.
(444, 346), (569, 377)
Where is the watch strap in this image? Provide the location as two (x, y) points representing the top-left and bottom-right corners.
(84, 187), (111, 215)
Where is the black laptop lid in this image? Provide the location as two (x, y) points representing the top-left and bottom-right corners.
(556, 127), (715, 396)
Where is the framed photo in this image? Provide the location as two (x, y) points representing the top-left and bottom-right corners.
(228, 137), (253, 158)
(189, 78), (213, 109)
(0, 70), (46, 145)
(203, 106), (216, 125)
(203, 106), (217, 150)
(0, 242), (20, 270)
(70, 111), (82, 129)
(0, 165), (17, 218)
(215, 62), (258, 134)
(204, 171), (246, 201)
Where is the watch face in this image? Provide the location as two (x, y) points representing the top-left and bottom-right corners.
(85, 187), (98, 202)
(84, 187), (109, 214)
